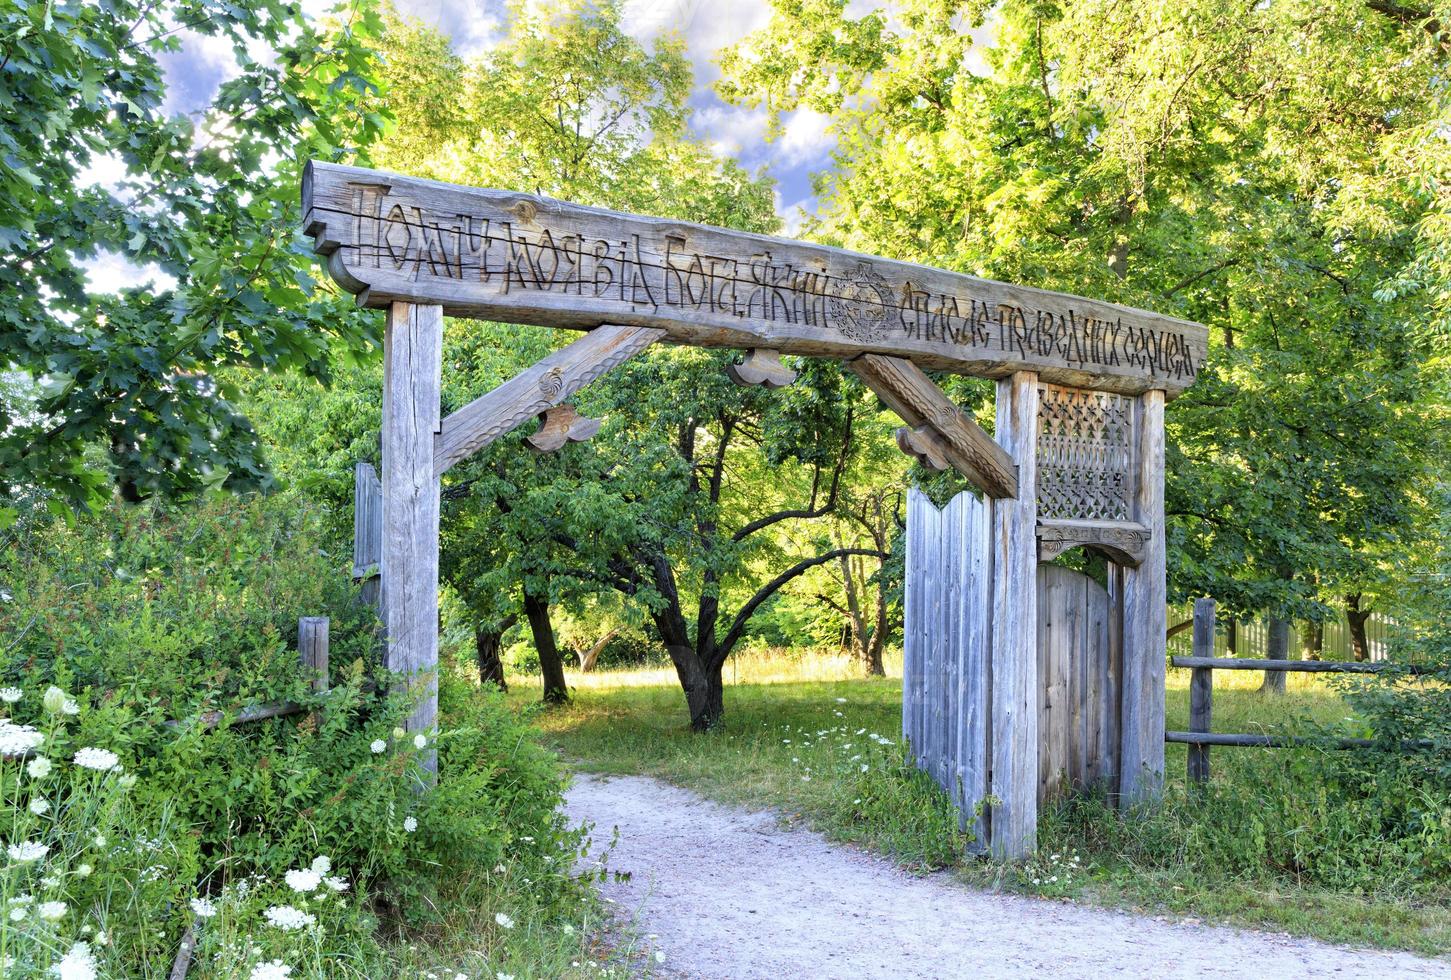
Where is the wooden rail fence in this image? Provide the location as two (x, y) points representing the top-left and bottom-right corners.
(1165, 599), (1433, 784)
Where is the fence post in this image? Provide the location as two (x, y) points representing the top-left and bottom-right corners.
(299, 617), (330, 704)
(1188, 598), (1214, 785)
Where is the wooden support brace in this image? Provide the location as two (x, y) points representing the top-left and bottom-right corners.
(850, 353), (1018, 499)
(726, 348), (798, 389)
(526, 403), (602, 452)
(434, 324), (664, 476)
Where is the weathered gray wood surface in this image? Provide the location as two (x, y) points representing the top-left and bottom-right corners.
(434, 323), (662, 474)
(299, 616), (330, 696)
(1118, 390), (1166, 803)
(1187, 598), (1215, 784)
(989, 371), (1039, 857)
(1036, 564), (1115, 803)
(353, 461), (382, 608)
(1036, 518), (1147, 567)
(904, 488), (990, 847)
(525, 403), (601, 452)
(726, 348), (797, 388)
(851, 353), (1018, 498)
(304, 161), (1206, 396)
(382, 301), (442, 777)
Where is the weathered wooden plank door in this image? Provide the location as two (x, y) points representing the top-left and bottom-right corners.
(1036, 564), (1118, 802)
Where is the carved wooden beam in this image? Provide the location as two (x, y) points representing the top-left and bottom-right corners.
(850, 353), (1018, 499)
(726, 348), (797, 389)
(434, 324), (664, 476)
(303, 161), (1208, 397)
(894, 425), (949, 471)
(1037, 518), (1148, 567)
(526, 404), (601, 452)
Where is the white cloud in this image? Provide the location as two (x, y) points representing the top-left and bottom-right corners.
(81, 250), (177, 297)
(692, 103), (768, 159)
(776, 108), (834, 168)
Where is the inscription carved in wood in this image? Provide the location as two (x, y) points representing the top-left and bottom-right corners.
(303, 162), (1208, 397)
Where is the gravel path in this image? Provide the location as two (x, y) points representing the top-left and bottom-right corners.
(565, 772), (1450, 980)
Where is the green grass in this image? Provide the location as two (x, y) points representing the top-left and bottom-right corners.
(515, 647), (1451, 957)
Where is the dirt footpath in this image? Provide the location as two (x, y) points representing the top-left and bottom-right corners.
(564, 773), (1450, 980)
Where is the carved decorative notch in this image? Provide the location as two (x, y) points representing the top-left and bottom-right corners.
(1036, 384), (1135, 522)
(526, 404), (601, 452)
(895, 425), (949, 471)
(726, 349), (798, 389)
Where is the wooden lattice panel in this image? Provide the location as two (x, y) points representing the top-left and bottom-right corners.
(1036, 384), (1135, 522)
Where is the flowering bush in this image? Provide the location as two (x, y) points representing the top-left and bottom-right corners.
(0, 497), (597, 977)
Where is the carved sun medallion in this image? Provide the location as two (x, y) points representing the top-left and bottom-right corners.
(828, 261), (893, 341)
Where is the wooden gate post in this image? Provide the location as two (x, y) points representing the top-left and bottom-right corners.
(1119, 389), (1167, 802)
(1187, 598), (1215, 785)
(989, 371), (1039, 858)
(381, 301), (442, 778)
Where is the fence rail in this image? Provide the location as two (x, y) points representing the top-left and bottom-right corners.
(1167, 599), (1432, 784)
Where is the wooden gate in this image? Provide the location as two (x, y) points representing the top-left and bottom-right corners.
(1036, 564), (1119, 801)
(905, 491), (1127, 851)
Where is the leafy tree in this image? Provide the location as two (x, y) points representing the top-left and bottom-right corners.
(719, 0), (1447, 654)
(0, 0), (390, 516)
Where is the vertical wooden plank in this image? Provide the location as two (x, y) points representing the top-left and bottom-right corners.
(927, 492), (945, 779)
(1188, 598), (1216, 785)
(353, 462), (383, 609)
(1084, 579), (1109, 787)
(1036, 568), (1052, 802)
(299, 617), (330, 695)
(903, 489), (920, 754)
(989, 371), (1039, 858)
(1119, 390), (1166, 803)
(382, 301), (443, 780)
(961, 492), (990, 847)
(1106, 563), (1124, 791)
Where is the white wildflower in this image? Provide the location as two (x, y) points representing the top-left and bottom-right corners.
(263, 906), (315, 931)
(50, 941), (96, 980)
(455, 974), (468, 980)
(655, 951), (666, 964)
(27, 756), (51, 777)
(403, 816), (418, 833)
(310, 855), (331, 874)
(0, 720), (44, 755)
(249, 960), (292, 980)
(284, 868), (322, 893)
(413, 733), (427, 749)
(323, 875), (349, 892)
(370, 739), (386, 754)
(190, 898), (217, 919)
(497, 974), (514, 980)
(0, 687), (21, 703)
(494, 912), (515, 930)
(8, 841), (48, 863)
(563, 923), (575, 935)
(8, 908), (24, 922)
(62, 698), (79, 716)
(73, 747), (120, 772)
(28, 797), (49, 815)
(38, 900), (66, 921)
(42, 687), (68, 714)
(76, 864), (92, 878)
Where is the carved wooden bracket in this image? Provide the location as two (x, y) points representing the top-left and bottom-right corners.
(526, 403), (601, 452)
(1037, 519), (1148, 567)
(726, 348), (798, 389)
(894, 425), (949, 471)
(849, 353), (1018, 499)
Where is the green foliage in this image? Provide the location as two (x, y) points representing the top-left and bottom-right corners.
(0, 0), (390, 513)
(0, 496), (596, 976)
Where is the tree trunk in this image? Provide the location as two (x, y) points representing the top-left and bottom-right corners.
(577, 627), (619, 672)
(664, 643), (724, 731)
(1301, 619), (1323, 661)
(1259, 616), (1291, 694)
(1227, 617), (1237, 655)
(474, 614), (516, 691)
(1346, 593), (1372, 662)
(523, 591), (569, 704)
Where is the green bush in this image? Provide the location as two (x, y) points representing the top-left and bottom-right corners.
(0, 495), (591, 978)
